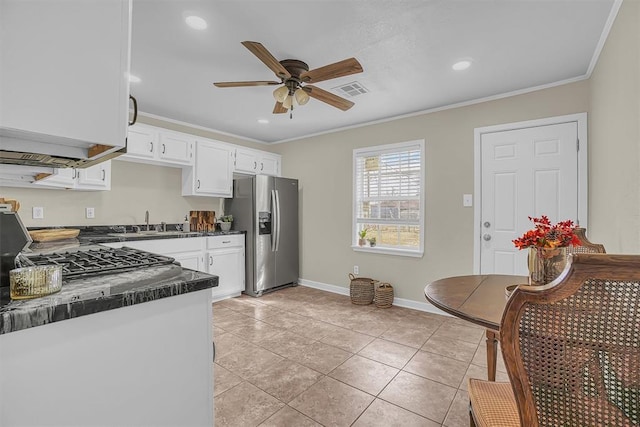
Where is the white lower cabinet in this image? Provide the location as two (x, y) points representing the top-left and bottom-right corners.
(206, 235), (245, 301)
(34, 161), (111, 190)
(102, 234), (245, 301)
(171, 251), (203, 272)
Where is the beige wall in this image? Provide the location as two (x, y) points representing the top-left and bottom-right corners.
(274, 81), (590, 302)
(1, 116), (275, 228)
(273, 0), (640, 303)
(588, 0), (640, 253)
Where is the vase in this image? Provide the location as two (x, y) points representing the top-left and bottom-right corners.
(528, 247), (568, 286)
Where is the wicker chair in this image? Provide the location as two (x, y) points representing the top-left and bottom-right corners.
(468, 254), (640, 426)
(566, 227), (606, 255)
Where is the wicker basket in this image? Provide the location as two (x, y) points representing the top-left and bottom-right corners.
(374, 282), (394, 308)
(349, 273), (375, 305)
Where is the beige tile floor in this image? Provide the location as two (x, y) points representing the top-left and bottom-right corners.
(213, 286), (508, 427)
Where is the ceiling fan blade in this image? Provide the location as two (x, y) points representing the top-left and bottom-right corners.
(303, 85), (354, 111)
(300, 58), (363, 83)
(214, 81), (280, 88)
(241, 41), (291, 80)
(273, 101), (288, 114)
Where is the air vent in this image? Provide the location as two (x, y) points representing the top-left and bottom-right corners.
(332, 81), (368, 98)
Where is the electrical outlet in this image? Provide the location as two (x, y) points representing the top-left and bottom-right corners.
(32, 206), (44, 219)
(463, 194), (473, 207)
(353, 265), (359, 275)
(86, 207), (95, 219)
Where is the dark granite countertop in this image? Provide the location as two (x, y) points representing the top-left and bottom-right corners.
(23, 226), (244, 252)
(0, 245), (219, 335)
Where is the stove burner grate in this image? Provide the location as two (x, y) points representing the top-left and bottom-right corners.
(21, 247), (176, 279)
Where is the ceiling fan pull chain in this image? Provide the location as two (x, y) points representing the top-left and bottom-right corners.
(290, 104), (294, 120)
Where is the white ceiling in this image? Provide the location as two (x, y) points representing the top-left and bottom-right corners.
(130, 0), (618, 144)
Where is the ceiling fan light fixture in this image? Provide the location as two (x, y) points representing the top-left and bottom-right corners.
(294, 88), (310, 105)
(282, 95), (293, 109)
(273, 86), (289, 103)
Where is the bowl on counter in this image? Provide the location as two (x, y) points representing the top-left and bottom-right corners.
(10, 265), (63, 300)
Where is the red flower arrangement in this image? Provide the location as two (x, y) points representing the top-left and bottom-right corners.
(513, 216), (580, 250)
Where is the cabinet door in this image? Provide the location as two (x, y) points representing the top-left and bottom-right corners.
(126, 124), (157, 159)
(194, 140), (233, 197)
(0, 0), (130, 150)
(172, 251), (202, 272)
(208, 247), (245, 300)
(234, 148), (258, 174)
(159, 132), (193, 165)
(34, 168), (77, 188)
(76, 161), (111, 190)
(259, 154), (280, 176)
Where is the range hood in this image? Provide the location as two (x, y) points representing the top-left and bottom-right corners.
(0, 127), (126, 169)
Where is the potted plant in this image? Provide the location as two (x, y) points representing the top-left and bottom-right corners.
(219, 215), (233, 232)
(512, 216), (580, 286)
(368, 237), (377, 247)
(358, 228), (367, 246)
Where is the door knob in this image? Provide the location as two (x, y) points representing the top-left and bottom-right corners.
(483, 234), (492, 241)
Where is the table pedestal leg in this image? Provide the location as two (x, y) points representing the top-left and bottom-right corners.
(485, 329), (498, 381)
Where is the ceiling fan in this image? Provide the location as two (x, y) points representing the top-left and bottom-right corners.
(214, 41), (363, 117)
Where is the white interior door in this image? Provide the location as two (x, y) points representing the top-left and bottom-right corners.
(477, 117), (585, 275)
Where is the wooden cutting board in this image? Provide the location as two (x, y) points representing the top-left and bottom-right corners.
(28, 228), (80, 242)
(189, 211), (216, 232)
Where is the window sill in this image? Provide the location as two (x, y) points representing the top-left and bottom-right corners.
(351, 245), (424, 258)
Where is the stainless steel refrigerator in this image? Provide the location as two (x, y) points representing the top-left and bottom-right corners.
(226, 175), (299, 297)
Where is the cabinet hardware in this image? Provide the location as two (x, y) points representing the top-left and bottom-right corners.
(128, 95), (138, 126)
(197, 179), (200, 189)
(222, 240), (231, 244)
(209, 256), (213, 266)
(260, 163), (264, 171)
(162, 144), (166, 154)
(253, 161), (257, 170)
(149, 141), (153, 153)
(102, 169), (106, 181)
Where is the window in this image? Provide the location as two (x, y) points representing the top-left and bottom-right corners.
(353, 140), (424, 257)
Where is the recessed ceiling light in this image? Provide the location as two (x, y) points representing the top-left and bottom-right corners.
(185, 15), (207, 30)
(128, 73), (141, 83)
(257, 119), (269, 124)
(452, 60), (472, 71)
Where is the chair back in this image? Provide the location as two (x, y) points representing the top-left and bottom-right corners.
(566, 227), (606, 254)
(501, 254), (639, 427)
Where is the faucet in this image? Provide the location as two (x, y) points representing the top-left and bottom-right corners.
(145, 210), (150, 231)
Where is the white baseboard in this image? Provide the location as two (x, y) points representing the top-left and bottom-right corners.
(298, 278), (452, 317)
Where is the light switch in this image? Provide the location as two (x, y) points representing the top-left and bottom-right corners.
(86, 207), (95, 219)
(463, 194), (473, 207)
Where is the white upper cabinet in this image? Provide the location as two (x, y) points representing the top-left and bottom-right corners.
(35, 162), (112, 191)
(182, 139), (233, 197)
(0, 0), (132, 161)
(234, 147), (281, 176)
(123, 124), (193, 166)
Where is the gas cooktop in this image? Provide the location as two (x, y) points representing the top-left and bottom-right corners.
(20, 247), (176, 279)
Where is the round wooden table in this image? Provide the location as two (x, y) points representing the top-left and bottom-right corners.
(424, 274), (527, 381)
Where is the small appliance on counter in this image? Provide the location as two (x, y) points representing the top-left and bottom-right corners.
(0, 211), (32, 288)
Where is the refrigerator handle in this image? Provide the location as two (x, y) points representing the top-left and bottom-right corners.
(270, 189), (277, 252)
(275, 190), (281, 252)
